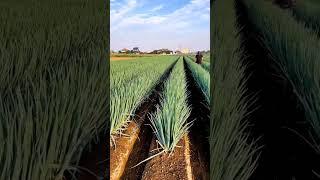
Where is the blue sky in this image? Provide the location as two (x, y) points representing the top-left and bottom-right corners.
(111, 0), (210, 52)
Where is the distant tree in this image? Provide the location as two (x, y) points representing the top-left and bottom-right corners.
(132, 47), (140, 52)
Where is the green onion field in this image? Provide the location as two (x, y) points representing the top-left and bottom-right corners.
(110, 55), (210, 179)
(211, 0), (320, 179)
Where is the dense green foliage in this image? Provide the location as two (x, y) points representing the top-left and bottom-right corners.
(149, 58), (191, 152)
(243, 0), (320, 152)
(0, 0), (107, 179)
(201, 62), (210, 72)
(110, 57), (177, 137)
(203, 54), (210, 62)
(210, 0), (258, 179)
(185, 57), (210, 103)
(292, 0), (320, 33)
(186, 55), (210, 71)
(111, 57), (174, 89)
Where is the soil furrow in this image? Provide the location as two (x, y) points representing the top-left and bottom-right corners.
(118, 58), (178, 180)
(183, 57), (210, 180)
(236, 1), (319, 179)
(141, 135), (192, 180)
(75, 58), (177, 180)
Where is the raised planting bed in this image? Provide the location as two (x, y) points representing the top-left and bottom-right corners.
(117, 58), (210, 180)
(109, 60), (177, 180)
(110, 121), (140, 180)
(141, 135), (193, 180)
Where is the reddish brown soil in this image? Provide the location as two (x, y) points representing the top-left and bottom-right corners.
(189, 139), (209, 180)
(110, 121), (140, 180)
(141, 136), (192, 180)
(120, 61), (178, 179)
(109, 59), (178, 180)
(184, 58), (210, 180)
(124, 59), (209, 180)
(114, 97), (158, 180)
(109, 99), (156, 180)
(121, 122), (154, 179)
(113, 58), (209, 180)
(110, 57), (135, 61)
(188, 115), (210, 180)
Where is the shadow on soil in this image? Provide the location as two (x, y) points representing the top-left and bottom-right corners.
(184, 57), (210, 180)
(121, 59), (178, 180)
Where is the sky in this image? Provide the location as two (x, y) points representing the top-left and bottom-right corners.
(110, 0), (210, 52)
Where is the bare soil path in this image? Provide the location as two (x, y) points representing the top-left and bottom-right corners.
(110, 57), (135, 61)
(183, 58), (210, 180)
(113, 59), (178, 180)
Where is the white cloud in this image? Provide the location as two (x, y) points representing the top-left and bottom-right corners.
(111, 0), (137, 24)
(111, 0), (209, 31)
(111, 0), (210, 51)
(150, 5), (164, 12)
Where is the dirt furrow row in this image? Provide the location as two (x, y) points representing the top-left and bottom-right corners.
(139, 58), (210, 180)
(183, 58), (210, 180)
(110, 59), (177, 180)
(110, 57), (210, 180)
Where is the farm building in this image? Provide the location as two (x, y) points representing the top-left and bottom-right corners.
(119, 48), (130, 53)
(132, 47), (140, 53)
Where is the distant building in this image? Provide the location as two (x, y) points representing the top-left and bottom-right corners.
(119, 48), (130, 53)
(132, 47), (140, 54)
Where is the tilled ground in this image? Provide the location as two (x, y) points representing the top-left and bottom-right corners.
(110, 60), (177, 180)
(141, 136), (191, 180)
(184, 58), (210, 180)
(108, 57), (210, 180)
